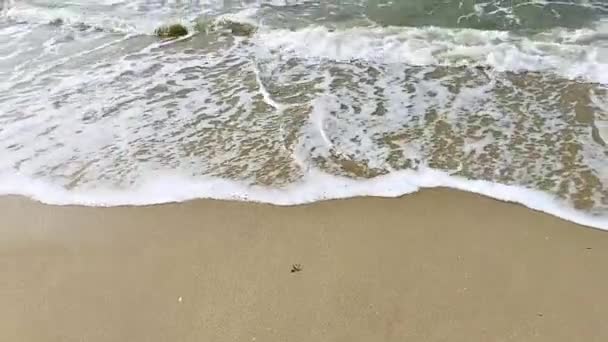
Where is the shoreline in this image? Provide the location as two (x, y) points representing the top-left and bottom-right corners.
(2, 170), (607, 231)
(2, 188), (608, 341)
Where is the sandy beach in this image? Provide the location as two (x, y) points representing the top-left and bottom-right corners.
(1, 189), (608, 341)
(3, 1), (608, 341)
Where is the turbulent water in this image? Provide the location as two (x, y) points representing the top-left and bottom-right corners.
(0, 0), (607, 228)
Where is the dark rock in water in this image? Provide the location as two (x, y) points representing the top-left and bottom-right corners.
(49, 18), (64, 26)
(74, 22), (93, 32)
(211, 19), (257, 37)
(194, 17), (257, 38)
(226, 21), (256, 37)
(154, 24), (189, 38)
(474, 65), (492, 71)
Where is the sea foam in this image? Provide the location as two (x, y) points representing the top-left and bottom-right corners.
(1, 168), (606, 230)
(256, 23), (608, 84)
(2, 2), (607, 231)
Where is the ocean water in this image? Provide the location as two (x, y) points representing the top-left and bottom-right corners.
(0, 0), (607, 229)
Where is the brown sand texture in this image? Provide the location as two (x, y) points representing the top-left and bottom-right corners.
(2, 188), (608, 342)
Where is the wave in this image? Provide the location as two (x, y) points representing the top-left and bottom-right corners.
(1, 168), (607, 230)
(2, 2), (607, 232)
(4, 1), (608, 85)
(256, 21), (608, 84)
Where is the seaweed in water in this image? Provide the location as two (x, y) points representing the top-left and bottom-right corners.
(154, 24), (189, 38)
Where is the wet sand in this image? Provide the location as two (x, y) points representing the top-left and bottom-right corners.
(1, 188), (608, 342)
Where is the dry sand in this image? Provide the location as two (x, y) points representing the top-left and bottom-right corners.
(1, 188), (608, 342)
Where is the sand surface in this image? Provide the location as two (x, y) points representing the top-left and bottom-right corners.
(2, 188), (608, 342)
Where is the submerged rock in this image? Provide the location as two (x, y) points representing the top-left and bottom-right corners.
(49, 18), (64, 26)
(207, 19), (257, 37)
(154, 24), (189, 38)
(223, 20), (256, 37)
(190, 16), (257, 38)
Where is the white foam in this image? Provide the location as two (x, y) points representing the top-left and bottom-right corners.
(256, 24), (608, 84)
(1, 2), (607, 232)
(0, 168), (606, 230)
(2, 0), (214, 34)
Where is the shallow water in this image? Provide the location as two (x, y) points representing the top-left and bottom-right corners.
(0, 0), (607, 228)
